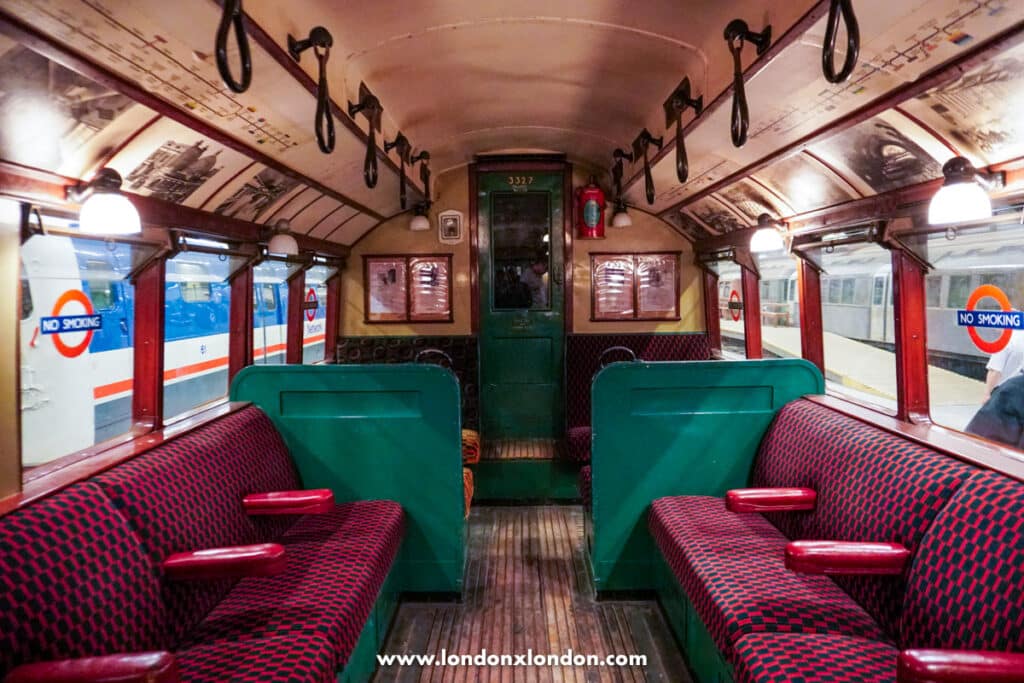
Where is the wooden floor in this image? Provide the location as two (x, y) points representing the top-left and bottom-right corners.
(374, 506), (690, 682)
(481, 440), (560, 461)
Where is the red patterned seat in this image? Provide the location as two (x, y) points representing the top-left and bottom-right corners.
(188, 501), (404, 667)
(564, 334), (711, 464)
(732, 632), (898, 683)
(752, 401), (973, 637)
(578, 465), (592, 509)
(177, 633), (337, 683)
(649, 496), (884, 657)
(566, 426), (592, 464)
(0, 483), (169, 677)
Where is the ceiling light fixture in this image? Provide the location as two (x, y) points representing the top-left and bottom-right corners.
(66, 168), (141, 236)
(267, 218), (299, 255)
(928, 156), (1005, 225)
(611, 201), (633, 228)
(409, 202), (430, 231)
(750, 213), (786, 253)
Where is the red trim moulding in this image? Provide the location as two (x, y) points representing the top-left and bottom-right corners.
(806, 394), (1024, 483)
(324, 272), (341, 362)
(286, 270), (306, 364)
(797, 259), (824, 374)
(228, 265), (254, 382)
(131, 257), (166, 431)
(741, 267), (762, 359)
(5, 402), (253, 515)
(891, 249), (929, 422)
(702, 268), (722, 355)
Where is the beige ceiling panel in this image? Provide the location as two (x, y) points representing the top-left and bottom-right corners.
(289, 195), (344, 234)
(103, 117), (254, 208)
(265, 186), (320, 223)
(1, 0), (415, 217)
(0, 33), (158, 179)
(899, 39), (1024, 167)
(639, 0), (1024, 215)
(308, 205), (360, 240)
(331, 212), (381, 246)
(752, 152), (859, 214)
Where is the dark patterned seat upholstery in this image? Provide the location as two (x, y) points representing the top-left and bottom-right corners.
(649, 496), (883, 657)
(732, 632), (898, 683)
(564, 334), (711, 465)
(2, 406), (405, 682)
(578, 464), (592, 509)
(0, 483), (168, 676)
(650, 398), (1016, 682)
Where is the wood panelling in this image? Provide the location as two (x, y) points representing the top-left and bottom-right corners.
(375, 505), (689, 682)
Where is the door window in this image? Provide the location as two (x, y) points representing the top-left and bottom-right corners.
(491, 192), (551, 310)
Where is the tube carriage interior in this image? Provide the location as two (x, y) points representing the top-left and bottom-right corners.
(2, 1), (1024, 681)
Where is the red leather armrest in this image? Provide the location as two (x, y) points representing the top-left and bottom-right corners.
(725, 488), (817, 513)
(786, 540), (910, 576)
(162, 543), (285, 580)
(3, 652), (179, 683)
(243, 488), (334, 515)
(899, 649), (1024, 683)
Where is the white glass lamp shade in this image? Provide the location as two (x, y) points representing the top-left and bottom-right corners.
(78, 192), (141, 235)
(611, 210), (633, 228)
(928, 181), (993, 225)
(750, 226), (784, 253)
(409, 213), (430, 231)
(267, 231), (299, 256)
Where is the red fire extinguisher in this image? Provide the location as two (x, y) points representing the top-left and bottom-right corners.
(576, 176), (606, 239)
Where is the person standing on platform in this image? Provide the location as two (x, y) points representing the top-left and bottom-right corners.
(984, 330), (1024, 400)
(967, 371), (1024, 450)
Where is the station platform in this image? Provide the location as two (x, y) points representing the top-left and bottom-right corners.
(721, 321), (986, 430)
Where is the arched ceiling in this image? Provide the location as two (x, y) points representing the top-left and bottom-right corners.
(0, 0), (1023, 247)
(243, 0), (820, 174)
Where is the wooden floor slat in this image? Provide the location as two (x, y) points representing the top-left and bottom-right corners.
(481, 439), (559, 461)
(374, 506), (691, 682)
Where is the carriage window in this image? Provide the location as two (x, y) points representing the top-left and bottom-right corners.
(164, 250), (238, 419)
(303, 264), (335, 364)
(926, 276), (942, 308)
(922, 222), (1024, 446)
(756, 251), (801, 360)
(19, 234), (151, 468)
(816, 242), (896, 414)
(253, 260), (299, 366)
(716, 260), (746, 358)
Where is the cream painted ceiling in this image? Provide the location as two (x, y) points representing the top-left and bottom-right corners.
(1, 0), (1023, 247)
(244, 0), (819, 175)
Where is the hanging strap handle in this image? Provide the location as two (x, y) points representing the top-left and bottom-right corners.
(727, 35), (749, 148)
(364, 126), (379, 188)
(215, 0), (252, 93)
(675, 110), (689, 184)
(314, 46), (335, 154)
(822, 0), (860, 84)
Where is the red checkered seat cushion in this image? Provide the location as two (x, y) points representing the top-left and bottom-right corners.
(578, 465), (592, 509)
(649, 496), (884, 657)
(186, 500), (404, 669)
(177, 633), (337, 683)
(566, 426), (591, 464)
(751, 399), (973, 637)
(732, 632), (898, 683)
(0, 483), (169, 677)
(901, 470), (1024, 652)
(92, 406), (304, 643)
